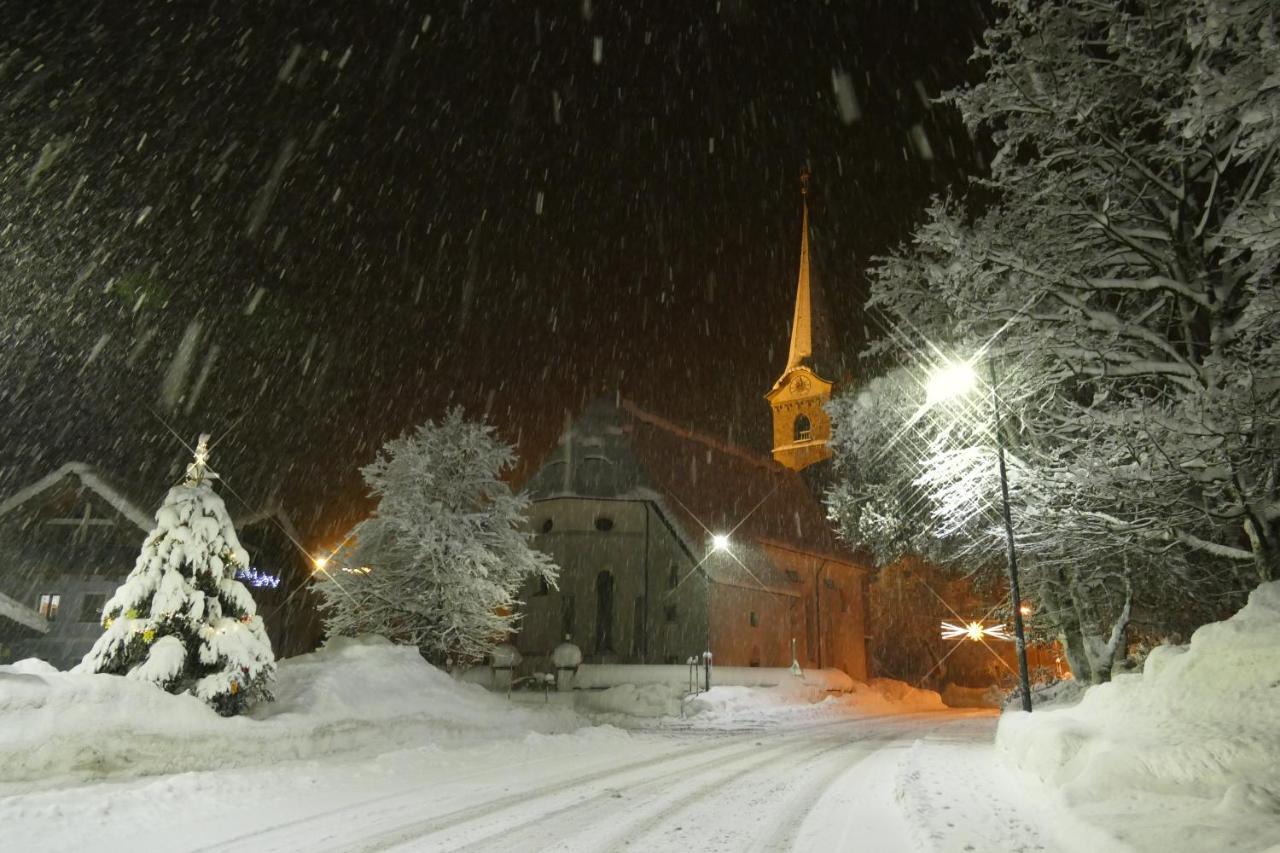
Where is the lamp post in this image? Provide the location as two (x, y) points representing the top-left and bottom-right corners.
(926, 358), (1034, 712)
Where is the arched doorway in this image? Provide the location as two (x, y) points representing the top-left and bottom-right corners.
(595, 570), (615, 653)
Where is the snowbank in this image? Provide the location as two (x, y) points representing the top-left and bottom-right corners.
(569, 663), (854, 692)
(997, 580), (1280, 852)
(575, 676), (945, 725)
(0, 636), (581, 788)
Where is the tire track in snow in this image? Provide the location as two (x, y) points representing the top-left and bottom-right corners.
(355, 725), (843, 853)
(443, 730), (840, 852)
(204, 727), (792, 853)
(745, 716), (958, 853)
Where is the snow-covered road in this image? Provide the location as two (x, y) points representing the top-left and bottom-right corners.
(4, 708), (1081, 853)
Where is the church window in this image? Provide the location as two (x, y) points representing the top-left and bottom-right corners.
(749, 611), (759, 628)
(594, 516), (614, 532)
(535, 575), (549, 596)
(664, 604), (678, 623)
(784, 569), (801, 583)
(560, 594), (575, 639)
(794, 414), (812, 442)
(667, 563), (679, 590)
(631, 596), (646, 657)
(540, 518), (554, 534)
(595, 571), (615, 653)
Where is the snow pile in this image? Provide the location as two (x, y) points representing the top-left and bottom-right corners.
(570, 663), (853, 692)
(576, 676), (945, 725)
(0, 636), (580, 787)
(997, 581), (1280, 851)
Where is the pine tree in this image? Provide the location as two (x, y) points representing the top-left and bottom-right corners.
(313, 407), (558, 667)
(79, 437), (275, 715)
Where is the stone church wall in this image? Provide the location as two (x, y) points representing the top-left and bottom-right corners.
(515, 497), (709, 668)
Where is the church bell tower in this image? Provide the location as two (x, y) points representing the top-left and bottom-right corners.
(766, 170), (834, 472)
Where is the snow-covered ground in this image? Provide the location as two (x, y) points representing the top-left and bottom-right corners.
(3, 610), (1276, 852)
(999, 580), (1280, 853)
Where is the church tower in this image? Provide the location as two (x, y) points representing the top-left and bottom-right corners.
(766, 170), (834, 472)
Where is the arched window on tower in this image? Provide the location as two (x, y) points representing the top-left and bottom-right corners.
(794, 414), (812, 442)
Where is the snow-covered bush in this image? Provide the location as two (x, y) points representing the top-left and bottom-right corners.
(78, 439), (275, 716)
(314, 407), (557, 667)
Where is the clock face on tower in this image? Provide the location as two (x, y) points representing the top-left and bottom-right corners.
(791, 375), (809, 394)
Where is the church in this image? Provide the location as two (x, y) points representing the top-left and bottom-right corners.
(514, 176), (870, 679)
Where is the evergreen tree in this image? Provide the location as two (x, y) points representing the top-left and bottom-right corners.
(314, 408), (557, 667)
(79, 437), (275, 715)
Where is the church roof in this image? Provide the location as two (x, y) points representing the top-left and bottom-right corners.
(524, 397), (858, 574)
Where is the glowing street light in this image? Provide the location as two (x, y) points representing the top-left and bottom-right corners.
(941, 620), (1014, 642)
(312, 556), (330, 573)
(711, 533), (731, 552)
(925, 360), (978, 406)
(925, 356), (1034, 713)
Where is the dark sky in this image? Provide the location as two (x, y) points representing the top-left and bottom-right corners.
(0, 1), (990, 543)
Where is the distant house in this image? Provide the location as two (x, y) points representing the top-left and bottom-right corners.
(0, 462), (321, 668)
(515, 397), (870, 679)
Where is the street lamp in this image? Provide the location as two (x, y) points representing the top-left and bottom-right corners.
(926, 358), (1034, 712)
(711, 533), (731, 552)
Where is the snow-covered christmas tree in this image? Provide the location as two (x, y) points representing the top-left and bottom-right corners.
(314, 407), (558, 667)
(78, 436), (275, 716)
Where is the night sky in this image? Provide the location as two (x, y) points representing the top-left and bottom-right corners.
(0, 1), (990, 542)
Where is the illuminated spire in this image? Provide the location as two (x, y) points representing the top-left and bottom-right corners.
(786, 168), (813, 371)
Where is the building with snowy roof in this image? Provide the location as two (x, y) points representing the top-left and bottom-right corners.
(0, 462), (321, 667)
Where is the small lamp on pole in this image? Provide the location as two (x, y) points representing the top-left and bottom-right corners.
(926, 359), (1034, 712)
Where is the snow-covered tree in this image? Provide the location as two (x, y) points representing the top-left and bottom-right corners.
(828, 0), (1279, 681)
(79, 437), (275, 715)
(313, 408), (557, 667)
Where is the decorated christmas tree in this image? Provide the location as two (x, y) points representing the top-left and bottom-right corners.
(78, 436), (275, 715)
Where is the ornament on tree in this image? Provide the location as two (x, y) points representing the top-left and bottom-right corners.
(77, 439), (276, 716)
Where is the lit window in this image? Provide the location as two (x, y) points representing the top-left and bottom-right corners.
(38, 594), (60, 621)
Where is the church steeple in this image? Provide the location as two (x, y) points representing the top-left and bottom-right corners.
(786, 168), (814, 371)
(766, 170), (834, 472)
